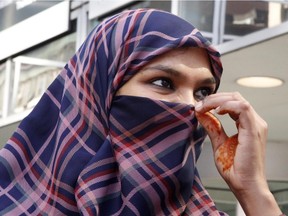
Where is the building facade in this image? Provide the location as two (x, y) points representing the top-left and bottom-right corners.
(0, 1), (288, 215)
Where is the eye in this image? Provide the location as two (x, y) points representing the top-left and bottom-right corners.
(194, 87), (214, 101)
(151, 78), (174, 90)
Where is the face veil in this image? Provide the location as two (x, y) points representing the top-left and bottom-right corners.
(0, 9), (224, 215)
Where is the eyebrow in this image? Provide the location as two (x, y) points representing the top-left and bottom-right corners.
(142, 65), (216, 85)
(142, 65), (182, 77)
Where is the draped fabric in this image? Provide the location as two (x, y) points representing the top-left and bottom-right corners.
(0, 9), (224, 215)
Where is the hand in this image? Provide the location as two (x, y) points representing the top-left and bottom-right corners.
(195, 92), (282, 216)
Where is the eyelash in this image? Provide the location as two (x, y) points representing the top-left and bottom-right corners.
(194, 87), (214, 101)
(150, 77), (214, 101)
(151, 77), (174, 90)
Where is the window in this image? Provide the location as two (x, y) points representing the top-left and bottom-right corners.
(8, 32), (76, 115)
(178, 1), (215, 33)
(12, 57), (64, 113)
(0, 62), (5, 117)
(224, 1), (288, 37)
(89, 0), (172, 32)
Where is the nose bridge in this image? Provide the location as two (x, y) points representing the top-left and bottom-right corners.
(178, 88), (195, 105)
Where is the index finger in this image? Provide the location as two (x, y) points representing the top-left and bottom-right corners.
(195, 111), (228, 152)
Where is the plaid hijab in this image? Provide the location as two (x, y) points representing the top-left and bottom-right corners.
(0, 9), (224, 215)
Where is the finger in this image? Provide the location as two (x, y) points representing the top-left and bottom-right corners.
(215, 101), (241, 122)
(215, 100), (257, 132)
(215, 134), (238, 173)
(195, 92), (245, 113)
(195, 111), (228, 152)
(196, 111), (239, 174)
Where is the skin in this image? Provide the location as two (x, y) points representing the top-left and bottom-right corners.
(116, 47), (282, 215)
(117, 48), (216, 105)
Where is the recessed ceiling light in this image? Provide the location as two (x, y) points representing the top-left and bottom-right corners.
(236, 76), (284, 88)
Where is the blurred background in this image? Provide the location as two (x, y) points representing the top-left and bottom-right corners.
(0, 0), (287, 215)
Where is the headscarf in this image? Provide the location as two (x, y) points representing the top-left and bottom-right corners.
(0, 9), (224, 215)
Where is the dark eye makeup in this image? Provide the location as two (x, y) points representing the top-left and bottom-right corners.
(142, 67), (216, 102)
(194, 87), (214, 101)
(150, 77), (215, 101)
(151, 77), (174, 90)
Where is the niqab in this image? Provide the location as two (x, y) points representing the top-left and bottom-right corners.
(0, 9), (224, 215)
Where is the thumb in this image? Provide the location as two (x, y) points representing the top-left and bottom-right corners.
(195, 111), (228, 152)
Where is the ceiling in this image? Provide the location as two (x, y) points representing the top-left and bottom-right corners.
(216, 32), (288, 144)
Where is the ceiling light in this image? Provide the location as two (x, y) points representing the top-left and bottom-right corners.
(236, 76), (284, 88)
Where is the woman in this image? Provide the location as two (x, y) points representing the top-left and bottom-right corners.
(0, 8), (282, 215)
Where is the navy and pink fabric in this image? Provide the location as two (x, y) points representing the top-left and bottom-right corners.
(0, 9), (224, 215)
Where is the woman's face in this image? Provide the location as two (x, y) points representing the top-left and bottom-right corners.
(117, 47), (216, 106)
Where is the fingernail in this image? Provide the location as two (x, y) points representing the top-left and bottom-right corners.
(195, 101), (203, 111)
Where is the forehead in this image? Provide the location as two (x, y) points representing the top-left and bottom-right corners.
(143, 47), (212, 71)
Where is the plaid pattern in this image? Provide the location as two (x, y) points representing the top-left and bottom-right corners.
(0, 9), (225, 215)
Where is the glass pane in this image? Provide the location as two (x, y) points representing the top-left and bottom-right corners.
(137, 0), (171, 12)
(225, 1), (268, 36)
(224, 1), (288, 36)
(10, 32), (75, 114)
(14, 62), (62, 113)
(283, 4), (288, 22)
(25, 32), (76, 62)
(89, 1), (172, 32)
(178, 1), (214, 32)
(0, 63), (5, 117)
